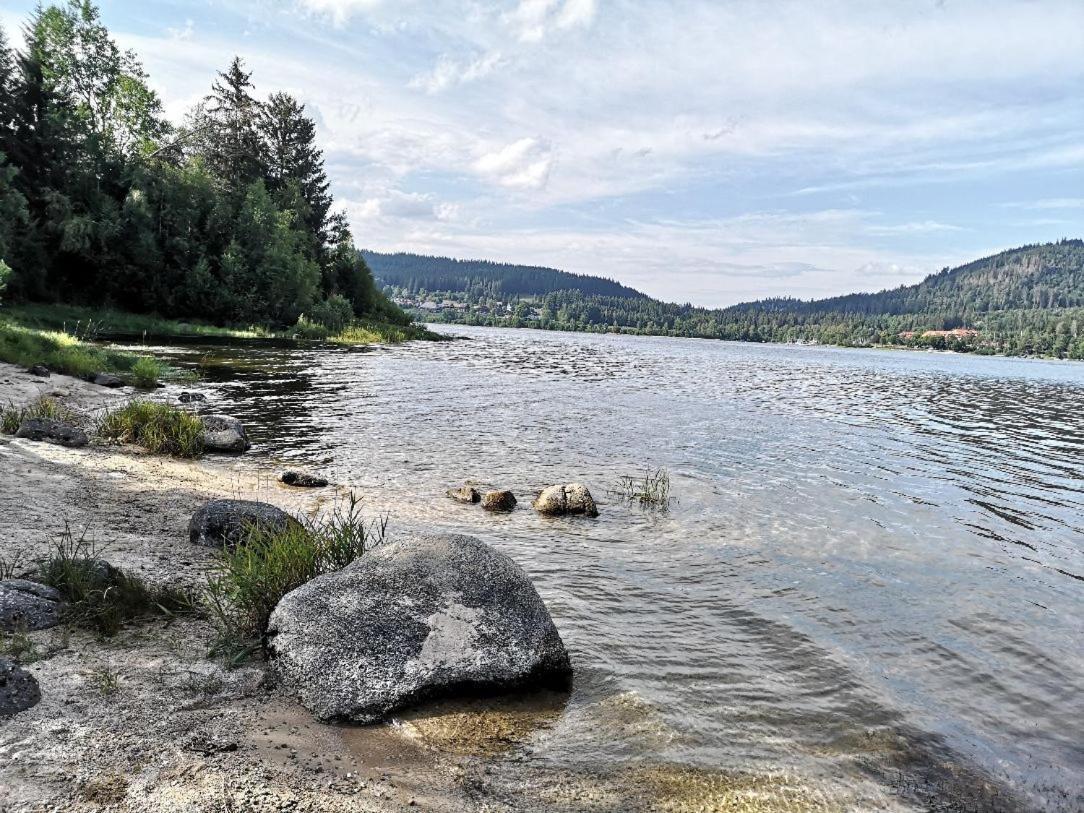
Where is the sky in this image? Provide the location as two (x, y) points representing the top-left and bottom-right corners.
(2, 0), (1083, 306)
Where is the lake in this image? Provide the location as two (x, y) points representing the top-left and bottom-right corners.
(150, 325), (1084, 811)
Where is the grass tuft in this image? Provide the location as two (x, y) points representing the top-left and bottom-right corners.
(205, 494), (388, 664)
(34, 525), (197, 637)
(612, 468), (673, 509)
(1, 396), (79, 435)
(96, 400), (205, 458)
(129, 356), (164, 389)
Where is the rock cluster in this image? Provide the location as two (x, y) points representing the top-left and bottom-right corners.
(178, 391), (206, 403)
(15, 418), (88, 448)
(267, 533), (572, 723)
(189, 499), (300, 549)
(446, 485), (481, 504)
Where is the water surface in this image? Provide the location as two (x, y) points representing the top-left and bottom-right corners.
(152, 326), (1084, 811)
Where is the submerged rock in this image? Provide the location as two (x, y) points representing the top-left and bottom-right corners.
(26, 364), (50, 378)
(14, 418), (89, 448)
(0, 657), (40, 717)
(189, 499), (300, 549)
(532, 484), (599, 517)
(0, 579), (64, 631)
(267, 533), (572, 723)
(280, 471), (329, 488)
(446, 485), (481, 504)
(90, 372), (124, 388)
(201, 414), (251, 454)
(481, 490), (517, 512)
(178, 391), (206, 404)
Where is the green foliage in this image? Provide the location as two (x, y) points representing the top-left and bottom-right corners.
(35, 524), (197, 636)
(0, 395), (78, 434)
(613, 469), (672, 509)
(129, 355), (162, 388)
(205, 495), (387, 662)
(0, 3), (415, 334)
(96, 399), (204, 457)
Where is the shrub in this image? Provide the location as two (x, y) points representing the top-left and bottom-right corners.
(96, 400), (204, 457)
(35, 525), (197, 637)
(0, 396), (79, 434)
(307, 294), (354, 334)
(129, 356), (164, 388)
(612, 468), (673, 509)
(205, 494), (387, 663)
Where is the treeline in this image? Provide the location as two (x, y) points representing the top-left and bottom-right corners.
(364, 251), (646, 300)
(0, 1), (408, 333)
(414, 241), (1084, 359)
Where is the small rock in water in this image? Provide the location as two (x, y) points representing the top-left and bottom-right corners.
(532, 484), (599, 517)
(280, 471), (329, 488)
(178, 391), (206, 403)
(189, 499), (300, 549)
(14, 418), (89, 448)
(481, 490), (517, 512)
(90, 372), (124, 388)
(201, 414), (251, 454)
(26, 364), (50, 378)
(446, 485), (481, 504)
(0, 579), (65, 631)
(267, 533), (572, 722)
(0, 657), (41, 717)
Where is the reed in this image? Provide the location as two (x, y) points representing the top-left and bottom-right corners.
(612, 468), (673, 509)
(96, 400), (205, 458)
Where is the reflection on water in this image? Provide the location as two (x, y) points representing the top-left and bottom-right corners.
(144, 326), (1084, 811)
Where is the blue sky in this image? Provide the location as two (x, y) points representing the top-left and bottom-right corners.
(3, 0), (1082, 306)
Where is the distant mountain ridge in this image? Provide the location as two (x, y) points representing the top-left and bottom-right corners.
(368, 240), (1084, 359)
(362, 251), (647, 299)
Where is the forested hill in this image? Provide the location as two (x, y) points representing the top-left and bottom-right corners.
(729, 240), (1084, 317)
(363, 251), (647, 299)
(399, 240), (1084, 359)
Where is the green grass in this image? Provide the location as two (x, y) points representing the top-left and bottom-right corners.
(1, 395), (79, 435)
(34, 525), (197, 637)
(4, 303), (271, 339)
(205, 494), (387, 664)
(612, 468), (673, 509)
(330, 320), (446, 344)
(96, 400), (205, 458)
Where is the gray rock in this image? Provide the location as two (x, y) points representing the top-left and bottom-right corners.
(0, 657), (40, 717)
(26, 364), (50, 378)
(91, 372), (124, 388)
(532, 484), (600, 518)
(14, 418), (89, 448)
(0, 579), (64, 631)
(178, 391), (206, 403)
(481, 490), (517, 512)
(189, 499), (301, 549)
(267, 533), (572, 723)
(446, 485), (481, 504)
(281, 471), (329, 488)
(201, 414), (251, 454)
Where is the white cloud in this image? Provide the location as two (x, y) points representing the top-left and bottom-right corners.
(505, 0), (597, 42)
(296, 0), (383, 25)
(473, 138), (554, 189)
(167, 19), (194, 41)
(865, 220), (964, 236)
(409, 51), (504, 94)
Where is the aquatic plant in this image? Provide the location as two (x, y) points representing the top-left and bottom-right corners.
(0, 396), (80, 435)
(205, 494), (388, 664)
(129, 356), (164, 388)
(612, 468), (673, 509)
(96, 400), (205, 458)
(35, 525), (197, 637)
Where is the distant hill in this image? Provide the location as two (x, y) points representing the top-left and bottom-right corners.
(372, 240), (1084, 359)
(362, 251), (647, 300)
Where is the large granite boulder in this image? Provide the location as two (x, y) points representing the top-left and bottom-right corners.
(532, 484), (600, 518)
(14, 418), (88, 448)
(0, 579), (64, 631)
(280, 471), (329, 488)
(201, 415), (251, 454)
(90, 372), (124, 388)
(0, 657), (40, 717)
(189, 499), (300, 549)
(481, 490), (517, 512)
(267, 533), (572, 723)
